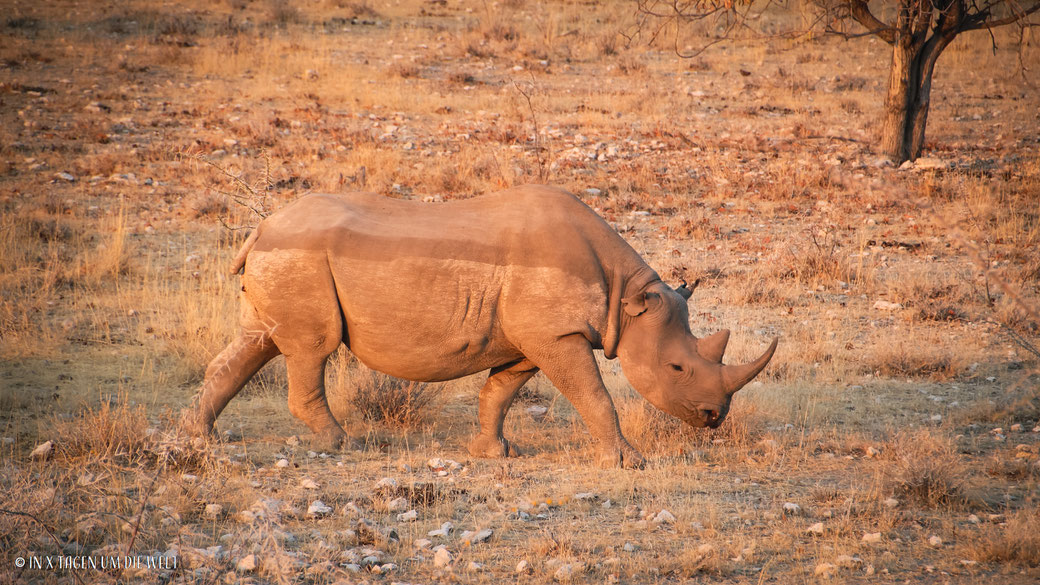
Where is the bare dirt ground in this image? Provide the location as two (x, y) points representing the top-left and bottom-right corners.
(1, 1), (1039, 584)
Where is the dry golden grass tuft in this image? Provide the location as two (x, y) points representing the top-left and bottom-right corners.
(966, 510), (1040, 567)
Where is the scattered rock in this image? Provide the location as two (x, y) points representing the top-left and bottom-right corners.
(526, 405), (549, 421)
(30, 441), (54, 461)
(865, 446), (881, 458)
(516, 559), (532, 574)
(466, 561), (484, 572)
(307, 500), (333, 518)
(397, 509), (418, 522)
(375, 477), (397, 490)
(300, 478), (319, 489)
(883, 497), (899, 509)
(573, 492), (598, 501)
(427, 458), (462, 476)
(414, 538), (432, 549)
(836, 554), (862, 568)
(286, 435), (300, 447)
(553, 562), (582, 581)
(815, 563), (837, 578)
(387, 496), (409, 512)
(928, 535), (943, 547)
(203, 504), (223, 519)
(275, 458), (290, 468)
(433, 547), (453, 567)
(623, 542), (636, 552)
(806, 522), (825, 535)
(872, 300), (903, 311)
(862, 532), (882, 544)
(461, 528), (493, 545)
(55, 171), (76, 182)
(428, 521), (453, 538)
(236, 554), (257, 572)
(652, 509), (676, 524)
(782, 502), (803, 516)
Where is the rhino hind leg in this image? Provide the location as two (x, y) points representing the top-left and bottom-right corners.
(283, 351), (349, 450)
(184, 327), (281, 437)
(527, 335), (646, 469)
(468, 359), (539, 459)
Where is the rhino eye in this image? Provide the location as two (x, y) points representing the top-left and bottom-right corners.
(669, 363), (684, 373)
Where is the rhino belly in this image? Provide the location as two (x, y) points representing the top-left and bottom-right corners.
(330, 257), (522, 382)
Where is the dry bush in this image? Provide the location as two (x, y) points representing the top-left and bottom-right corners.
(965, 509), (1040, 566)
(344, 369), (441, 428)
(268, 0), (302, 27)
(51, 399), (152, 462)
(885, 430), (968, 509)
(859, 340), (965, 381)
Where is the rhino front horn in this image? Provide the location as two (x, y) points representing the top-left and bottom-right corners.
(721, 337), (778, 395)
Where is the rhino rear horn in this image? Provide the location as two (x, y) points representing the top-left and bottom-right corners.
(697, 329), (730, 363)
(721, 337), (778, 395)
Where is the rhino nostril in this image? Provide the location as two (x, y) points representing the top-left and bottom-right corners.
(701, 409), (719, 422)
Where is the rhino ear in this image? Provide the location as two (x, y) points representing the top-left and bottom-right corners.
(621, 291), (659, 316)
(675, 278), (699, 301)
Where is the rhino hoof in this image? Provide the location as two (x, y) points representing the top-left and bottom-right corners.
(467, 435), (520, 458)
(179, 409), (215, 438)
(308, 429), (351, 452)
(596, 444), (646, 469)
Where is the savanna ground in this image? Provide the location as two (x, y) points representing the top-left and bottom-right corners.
(1, 0), (1039, 583)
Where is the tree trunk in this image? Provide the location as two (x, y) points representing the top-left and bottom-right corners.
(879, 20), (958, 163)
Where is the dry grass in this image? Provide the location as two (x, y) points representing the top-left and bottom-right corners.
(0, 0), (1038, 583)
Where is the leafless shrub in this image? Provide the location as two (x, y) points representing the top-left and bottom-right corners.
(51, 399), (153, 462)
(349, 370), (440, 428)
(965, 510), (1040, 566)
(887, 431), (967, 509)
(860, 342), (964, 381)
(268, 0), (301, 27)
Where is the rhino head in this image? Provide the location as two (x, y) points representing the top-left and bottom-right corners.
(617, 281), (777, 429)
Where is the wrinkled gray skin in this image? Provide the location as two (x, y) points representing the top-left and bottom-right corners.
(183, 185), (777, 468)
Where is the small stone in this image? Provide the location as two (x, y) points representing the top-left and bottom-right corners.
(960, 559), (978, 566)
(862, 532), (882, 544)
(696, 543), (714, 556)
(928, 535), (942, 547)
(286, 435), (300, 447)
(516, 559), (532, 574)
(782, 502), (803, 516)
(397, 509), (418, 522)
(307, 500), (333, 518)
(56, 171), (76, 182)
(1010, 423), (1022, 432)
(865, 446), (881, 458)
(836, 555), (862, 568)
(300, 478), (319, 490)
(757, 438), (779, 451)
(815, 563), (837, 578)
(883, 497), (899, 508)
(623, 542), (636, 552)
(375, 477), (398, 490)
(652, 509), (676, 524)
(525, 405), (548, 421)
(583, 188), (602, 197)
(573, 492), (598, 501)
(968, 514), (980, 524)
(433, 547), (453, 567)
(204, 504), (223, 518)
(807, 522), (825, 535)
(428, 521), (453, 538)
(872, 300), (903, 311)
(30, 441), (54, 460)
(466, 561), (484, 572)
(356, 518), (398, 545)
(387, 496), (409, 512)
(553, 562), (580, 581)
(236, 554), (257, 572)
(414, 538), (432, 549)
(275, 458), (290, 468)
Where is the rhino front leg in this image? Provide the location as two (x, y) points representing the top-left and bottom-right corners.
(528, 335), (645, 469)
(468, 359), (539, 458)
(285, 353), (349, 451)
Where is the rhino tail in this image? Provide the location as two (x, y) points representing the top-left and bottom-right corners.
(230, 228), (260, 275)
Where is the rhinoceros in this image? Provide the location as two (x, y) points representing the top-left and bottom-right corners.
(184, 184), (776, 467)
